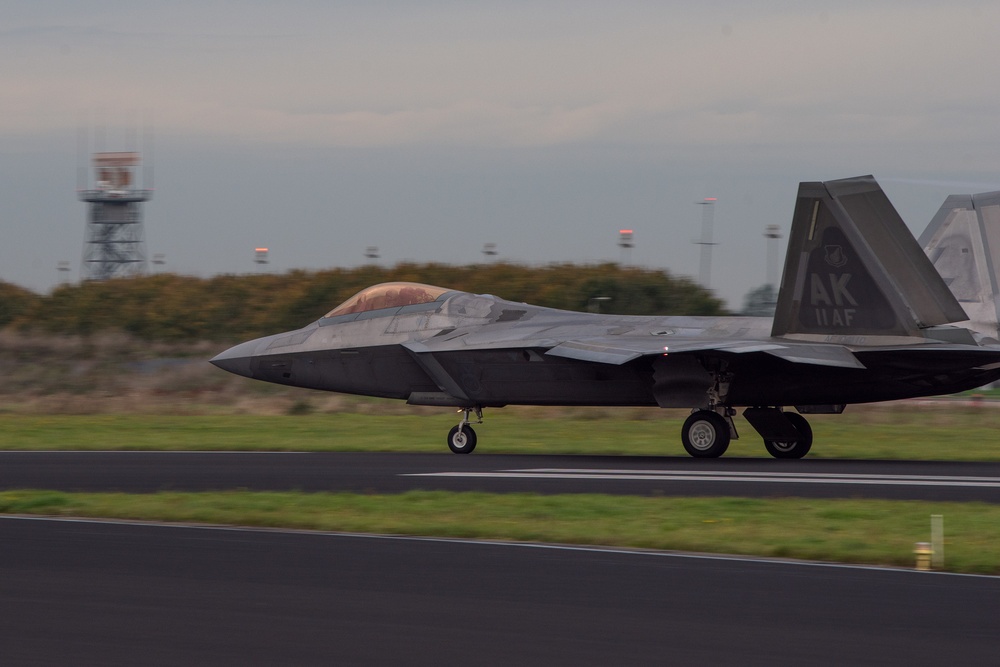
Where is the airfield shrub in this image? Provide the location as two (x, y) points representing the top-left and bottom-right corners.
(4, 263), (725, 342)
(0, 281), (40, 328)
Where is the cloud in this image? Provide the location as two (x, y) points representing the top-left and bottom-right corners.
(2, 2), (1000, 153)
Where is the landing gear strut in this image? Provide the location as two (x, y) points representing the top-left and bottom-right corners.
(447, 407), (482, 454)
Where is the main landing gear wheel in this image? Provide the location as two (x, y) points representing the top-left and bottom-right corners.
(447, 424), (477, 454)
(763, 412), (813, 459)
(681, 410), (731, 458)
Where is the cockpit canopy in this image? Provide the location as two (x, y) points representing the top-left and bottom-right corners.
(323, 282), (452, 319)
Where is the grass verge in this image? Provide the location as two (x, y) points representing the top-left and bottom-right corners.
(1, 409), (1000, 460)
(1, 490), (995, 574)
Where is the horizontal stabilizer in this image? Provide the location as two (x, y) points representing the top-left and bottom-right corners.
(772, 175), (967, 338)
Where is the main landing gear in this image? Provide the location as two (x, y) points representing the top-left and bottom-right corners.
(681, 407), (814, 459)
(447, 406), (483, 454)
(681, 410), (732, 458)
(761, 411), (813, 459)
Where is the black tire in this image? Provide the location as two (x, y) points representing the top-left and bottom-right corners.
(764, 412), (813, 459)
(447, 424), (477, 454)
(681, 411), (731, 458)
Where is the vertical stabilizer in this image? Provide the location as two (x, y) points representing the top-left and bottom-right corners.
(772, 175), (967, 338)
(920, 190), (1000, 340)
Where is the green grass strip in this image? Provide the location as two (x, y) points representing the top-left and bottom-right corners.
(2, 490), (996, 574)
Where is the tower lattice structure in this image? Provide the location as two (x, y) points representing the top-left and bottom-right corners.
(78, 151), (151, 280)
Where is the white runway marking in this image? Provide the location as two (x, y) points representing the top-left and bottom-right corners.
(404, 468), (1000, 488)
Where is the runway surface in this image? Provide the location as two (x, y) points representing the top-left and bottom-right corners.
(2, 451), (1000, 502)
(2, 516), (996, 666)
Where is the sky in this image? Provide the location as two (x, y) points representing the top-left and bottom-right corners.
(2, 1), (1000, 310)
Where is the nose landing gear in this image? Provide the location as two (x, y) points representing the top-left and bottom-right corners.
(447, 406), (483, 454)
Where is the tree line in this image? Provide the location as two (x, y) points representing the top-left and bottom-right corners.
(0, 263), (727, 342)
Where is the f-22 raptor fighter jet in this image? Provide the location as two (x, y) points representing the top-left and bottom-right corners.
(212, 175), (1000, 458)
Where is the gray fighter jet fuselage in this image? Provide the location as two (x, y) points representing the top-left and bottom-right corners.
(212, 176), (1000, 458)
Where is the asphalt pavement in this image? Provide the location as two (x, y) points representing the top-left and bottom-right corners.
(2, 516), (996, 666)
(2, 451), (1000, 502)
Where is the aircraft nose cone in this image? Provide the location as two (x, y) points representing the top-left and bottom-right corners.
(210, 339), (259, 378)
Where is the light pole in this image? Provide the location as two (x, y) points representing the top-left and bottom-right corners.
(764, 224), (782, 288)
(694, 198), (718, 288)
(618, 229), (634, 266)
(57, 261), (71, 283)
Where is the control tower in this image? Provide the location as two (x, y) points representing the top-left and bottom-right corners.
(78, 151), (151, 280)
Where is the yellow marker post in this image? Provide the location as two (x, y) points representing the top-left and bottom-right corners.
(914, 542), (933, 571)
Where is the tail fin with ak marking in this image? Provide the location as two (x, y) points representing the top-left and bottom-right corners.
(771, 175), (968, 339)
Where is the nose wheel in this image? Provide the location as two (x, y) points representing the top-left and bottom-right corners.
(447, 424), (477, 454)
(447, 406), (482, 454)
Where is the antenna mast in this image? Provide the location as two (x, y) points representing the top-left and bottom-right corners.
(694, 198), (718, 287)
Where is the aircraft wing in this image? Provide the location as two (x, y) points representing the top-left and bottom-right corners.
(405, 328), (867, 369)
(543, 337), (867, 369)
(547, 336), (1000, 370)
